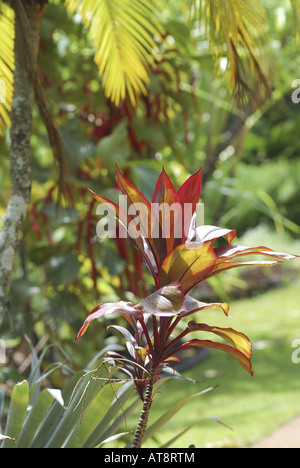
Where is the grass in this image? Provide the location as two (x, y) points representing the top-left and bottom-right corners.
(128, 272), (300, 448)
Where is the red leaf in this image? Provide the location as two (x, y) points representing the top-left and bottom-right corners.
(177, 169), (202, 242)
(75, 302), (143, 340)
(88, 187), (159, 285)
(152, 169), (182, 259)
(172, 339), (253, 376)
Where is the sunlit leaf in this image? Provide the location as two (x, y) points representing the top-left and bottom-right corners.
(182, 295), (230, 317)
(188, 0), (271, 103)
(186, 323), (252, 359)
(178, 338), (253, 375)
(64, 0), (164, 106)
(0, 2), (15, 137)
(159, 241), (216, 293)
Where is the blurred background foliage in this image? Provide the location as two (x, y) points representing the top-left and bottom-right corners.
(0, 0), (299, 434)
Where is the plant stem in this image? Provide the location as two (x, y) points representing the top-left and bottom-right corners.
(131, 366), (157, 448)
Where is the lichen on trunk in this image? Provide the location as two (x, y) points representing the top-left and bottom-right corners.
(0, 1), (44, 325)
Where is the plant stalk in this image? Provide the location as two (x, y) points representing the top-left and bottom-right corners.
(131, 366), (157, 448)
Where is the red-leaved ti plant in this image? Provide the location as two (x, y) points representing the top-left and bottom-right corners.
(75, 166), (296, 448)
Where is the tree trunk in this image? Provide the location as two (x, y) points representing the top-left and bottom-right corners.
(0, 1), (45, 326)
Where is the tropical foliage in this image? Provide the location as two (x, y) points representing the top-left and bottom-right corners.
(0, 0), (299, 450)
(0, 0), (290, 135)
(75, 167), (296, 446)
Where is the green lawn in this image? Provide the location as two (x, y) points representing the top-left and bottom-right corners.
(133, 276), (300, 448)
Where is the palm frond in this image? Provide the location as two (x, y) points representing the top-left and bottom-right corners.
(0, 1), (15, 137)
(291, 0), (300, 39)
(65, 0), (164, 106)
(189, 0), (271, 105)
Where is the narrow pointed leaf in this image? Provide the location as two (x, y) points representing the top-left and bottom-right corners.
(178, 339), (253, 376)
(182, 295), (230, 317)
(206, 245), (298, 279)
(186, 324), (252, 359)
(177, 169), (202, 242)
(89, 187), (159, 281)
(143, 386), (216, 443)
(152, 169), (182, 259)
(115, 166), (159, 267)
(75, 302), (143, 340)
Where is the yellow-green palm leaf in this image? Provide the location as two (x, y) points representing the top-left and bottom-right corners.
(0, 2), (15, 137)
(189, 0), (270, 103)
(65, 0), (164, 106)
(291, 0), (300, 39)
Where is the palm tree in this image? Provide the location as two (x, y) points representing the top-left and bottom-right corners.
(0, 0), (297, 324)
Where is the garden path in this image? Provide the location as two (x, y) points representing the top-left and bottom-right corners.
(251, 415), (300, 448)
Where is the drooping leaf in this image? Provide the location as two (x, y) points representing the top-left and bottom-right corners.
(75, 301), (143, 340)
(64, 0), (164, 106)
(188, 0), (271, 103)
(177, 339), (253, 376)
(182, 295), (230, 318)
(186, 323), (252, 359)
(108, 325), (138, 358)
(207, 244), (297, 279)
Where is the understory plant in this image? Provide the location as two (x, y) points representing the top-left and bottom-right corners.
(75, 166), (296, 448)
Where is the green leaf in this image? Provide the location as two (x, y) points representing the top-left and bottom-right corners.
(95, 122), (130, 168)
(29, 371), (86, 448)
(2, 381), (29, 448)
(65, 381), (122, 448)
(143, 386), (216, 443)
(82, 381), (136, 448)
(44, 369), (106, 448)
(16, 389), (56, 448)
(45, 251), (82, 286)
